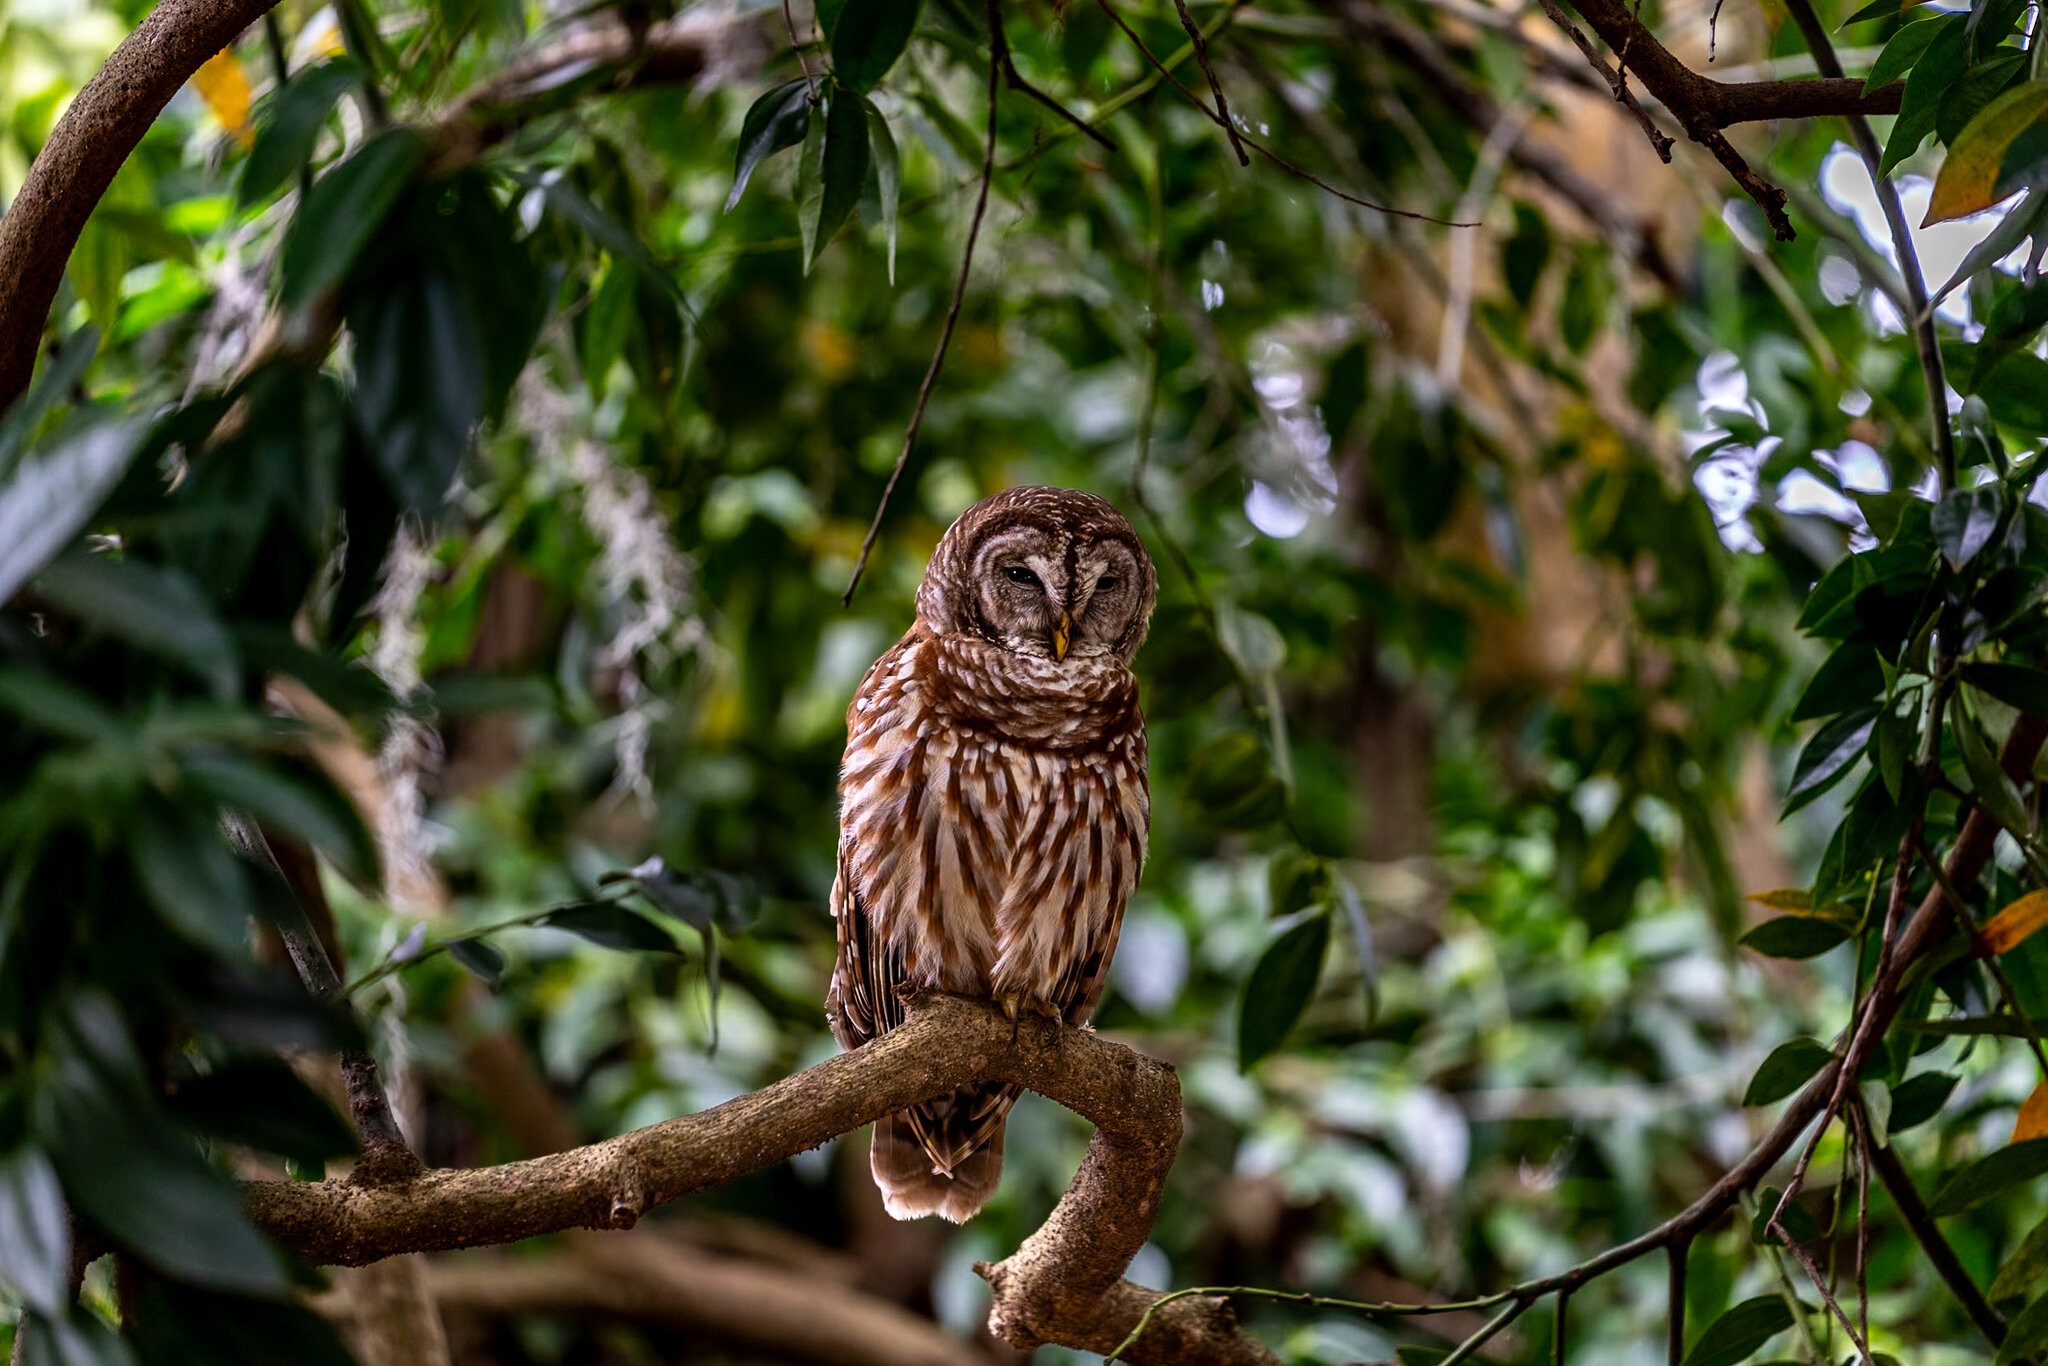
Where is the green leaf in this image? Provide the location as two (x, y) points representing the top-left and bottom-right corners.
(799, 88), (870, 271)
(1861, 1076), (1893, 1146)
(1842, 0), (1940, 23)
(1783, 707), (1877, 814)
(726, 79), (812, 212)
(539, 902), (683, 953)
(347, 257), (483, 511)
(1965, 662), (2048, 716)
(167, 1058), (358, 1165)
(1977, 351), (2048, 432)
(1992, 1213), (2048, 1302)
(0, 416), (147, 606)
(1953, 693), (2031, 838)
(1743, 1037), (1835, 1106)
(1739, 916), (1852, 960)
(1238, 912), (1330, 1071)
(0, 669), (122, 743)
(1879, 17), (1969, 176)
(1934, 484), (2001, 571)
(1929, 1137), (2048, 1215)
(1998, 1292), (2048, 1365)
(180, 754), (377, 887)
(130, 801), (259, 957)
(1864, 17), (1943, 93)
(816, 0), (850, 38)
(1791, 642), (1883, 722)
(447, 937), (508, 988)
(1269, 849), (1330, 918)
(864, 96), (900, 283)
(1934, 53), (2026, 150)
(1681, 1295), (1795, 1366)
(34, 550), (238, 697)
(831, 0), (924, 92)
(1877, 703), (1915, 800)
(0, 1148), (69, 1313)
(34, 994), (288, 1295)
(540, 177), (691, 313)
(1750, 1187), (1823, 1245)
(238, 59), (361, 206)
(1889, 1070), (1960, 1132)
(279, 129), (424, 309)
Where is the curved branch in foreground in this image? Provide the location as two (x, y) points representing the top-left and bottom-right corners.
(246, 995), (1278, 1366)
(0, 0), (284, 414)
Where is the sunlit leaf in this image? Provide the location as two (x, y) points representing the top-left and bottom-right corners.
(1927, 81), (2048, 224)
(1980, 890), (2048, 955)
(192, 51), (254, 149)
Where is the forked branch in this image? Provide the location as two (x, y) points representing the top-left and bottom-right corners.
(246, 995), (1276, 1365)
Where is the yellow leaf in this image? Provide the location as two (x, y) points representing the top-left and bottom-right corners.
(1925, 83), (2048, 225)
(192, 50), (253, 150)
(1749, 888), (1814, 912)
(1977, 889), (2048, 956)
(2015, 1082), (2048, 1143)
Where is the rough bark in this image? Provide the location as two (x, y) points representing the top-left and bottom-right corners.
(0, 0), (284, 412)
(246, 995), (1277, 1365)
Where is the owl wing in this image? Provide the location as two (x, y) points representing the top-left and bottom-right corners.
(826, 635), (923, 1051)
(827, 857), (906, 1049)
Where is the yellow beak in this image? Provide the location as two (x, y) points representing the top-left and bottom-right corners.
(1052, 611), (1072, 662)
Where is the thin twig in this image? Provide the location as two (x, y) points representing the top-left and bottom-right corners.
(1773, 1227), (1875, 1364)
(841, 0), (1003, 606)
(1169, 0), (1248, 165)
(1866, 1136), (2008, 1347)
(1776, 0), (1954, 482)
(1531, 0), (1672, 160)
(240, 823), (424, 1185)
(781, 0), (818, 98)
(1095, 0), (1473, 226)
(989, 3), (1117, 151)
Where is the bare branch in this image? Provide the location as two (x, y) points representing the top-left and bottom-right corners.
(246, 995), (1277, 1365)
(841, 2), (1004, 607)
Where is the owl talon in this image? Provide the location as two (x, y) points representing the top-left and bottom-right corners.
(997, 993), (1023, 1044)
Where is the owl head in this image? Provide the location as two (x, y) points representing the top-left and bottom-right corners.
(915, 486), (1158, 663)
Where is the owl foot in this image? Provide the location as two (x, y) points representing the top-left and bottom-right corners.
(996, 992), (1023, 1044)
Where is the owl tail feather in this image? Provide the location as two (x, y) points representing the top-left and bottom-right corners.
(872, 1083), (1019, 1222)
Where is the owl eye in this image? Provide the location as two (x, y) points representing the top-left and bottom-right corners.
(1003, 565), (1041, 588)
(1096, 575), (1121, 592)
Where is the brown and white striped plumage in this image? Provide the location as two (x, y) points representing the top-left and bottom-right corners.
(827, 486), (1156, 1222)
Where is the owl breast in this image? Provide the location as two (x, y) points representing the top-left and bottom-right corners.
(834, 627), (1147, 1027)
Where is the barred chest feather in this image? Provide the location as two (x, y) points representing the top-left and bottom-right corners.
(837, 627), (1148, 1011)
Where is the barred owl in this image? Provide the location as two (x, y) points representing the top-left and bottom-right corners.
(827, 485), (1157, 1222)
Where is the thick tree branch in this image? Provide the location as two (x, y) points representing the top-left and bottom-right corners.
(0, 0), (284, 414)
(246, 995), (1277, 1365)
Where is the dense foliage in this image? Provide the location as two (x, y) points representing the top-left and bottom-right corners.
(7, 0), (2048, 1362)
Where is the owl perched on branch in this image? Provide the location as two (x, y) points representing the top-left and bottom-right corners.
(827, 485), (1158, 1222)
